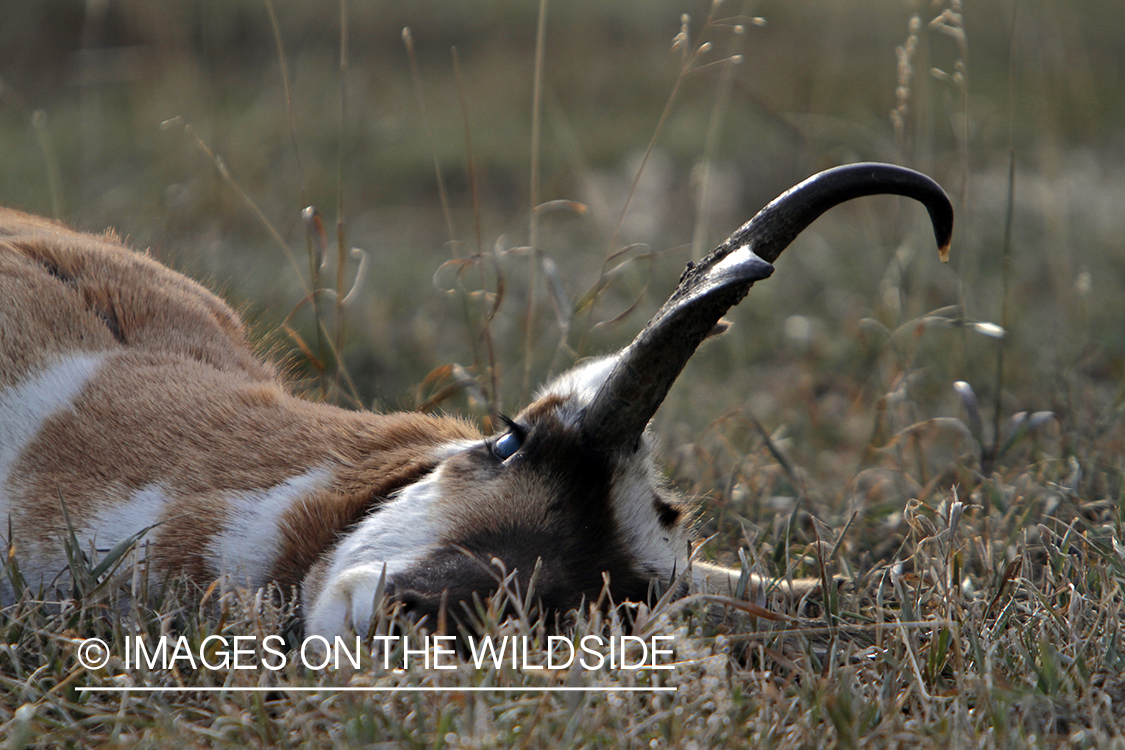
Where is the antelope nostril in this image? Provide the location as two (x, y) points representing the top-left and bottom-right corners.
(393, 590), (439, 621)
(395, 592), (417, 612)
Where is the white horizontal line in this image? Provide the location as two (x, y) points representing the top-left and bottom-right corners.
(76, 685), (677, 693)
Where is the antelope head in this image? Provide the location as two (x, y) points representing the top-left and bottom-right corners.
(302, 163), (953, 636)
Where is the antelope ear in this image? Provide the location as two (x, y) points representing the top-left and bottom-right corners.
(531, 323), (728, 418)
(532, 354), (621, 408)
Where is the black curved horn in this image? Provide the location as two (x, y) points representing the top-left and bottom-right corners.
(581, 162), (954, 453)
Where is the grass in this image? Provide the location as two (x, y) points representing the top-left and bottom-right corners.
(3, 0), (1125, 747)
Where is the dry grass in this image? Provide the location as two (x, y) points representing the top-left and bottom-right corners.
(3, 0), (1125, 747)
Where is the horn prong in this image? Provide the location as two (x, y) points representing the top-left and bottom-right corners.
(582, 162), (954, 453)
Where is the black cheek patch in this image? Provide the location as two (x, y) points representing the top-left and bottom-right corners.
(652, 495), (681, 529)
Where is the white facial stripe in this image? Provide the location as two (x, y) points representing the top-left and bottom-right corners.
(327, 468), (446, 576)
(0, 352), (108, 510)
(207, 467), (333, 586)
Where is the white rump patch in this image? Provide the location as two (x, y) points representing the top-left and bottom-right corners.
(0, 352), (108, 509)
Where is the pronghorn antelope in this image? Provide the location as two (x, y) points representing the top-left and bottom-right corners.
(0, 163), (952, 638)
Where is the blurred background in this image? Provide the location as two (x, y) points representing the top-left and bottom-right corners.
(1, 0), (1121, 526)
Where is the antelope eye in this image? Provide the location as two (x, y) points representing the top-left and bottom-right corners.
(493, 431), (522, 460)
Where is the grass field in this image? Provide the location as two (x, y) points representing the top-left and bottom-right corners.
(2, 0), (1124, 747)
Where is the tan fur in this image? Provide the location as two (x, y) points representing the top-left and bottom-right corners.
(0, 208), (477, 590)
(0, 209), (273, 386)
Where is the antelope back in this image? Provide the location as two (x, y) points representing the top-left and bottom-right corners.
(0, 210), (468, 600)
